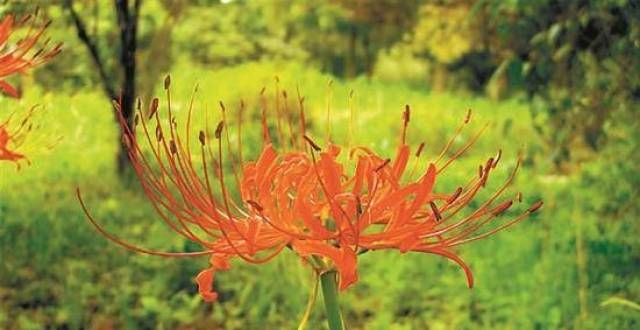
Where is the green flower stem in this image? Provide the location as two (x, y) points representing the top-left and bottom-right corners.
(320, 271), (344, 330)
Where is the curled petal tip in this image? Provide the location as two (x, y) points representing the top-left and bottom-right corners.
(196, 268), (218, 303)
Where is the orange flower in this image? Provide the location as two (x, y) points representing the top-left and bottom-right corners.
(0, 12), (60, 167)
(0, 107), (37, 168)
(78, 78), (542, 303)
(0, 13), (62, 98)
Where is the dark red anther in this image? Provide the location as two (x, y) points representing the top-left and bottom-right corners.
(155, 125), (163, 141)
(403, 105), (411, 124)
(19, 14), (32, 25)
(491, 200), (513, 216)
(429, 202), (442, 221)
(464, 109), (472, 124)
(149, 98), (159, 119)
(164, 75), (171, 90)
(485, 157), (494, 171)
(199, 130), (206, 146)
(447, 187), (463, 204)
(48, 44), (63, 57)
(478, 165), (484, 179)
(169, 140), (177, 154)
(246, 200), (264, 212)
(32, 48), (44, 58)
(303, 135), (321, 151)
(215, 121), (224, 139)
(415, 142), (425, 157)
(528, 201), (543, 213)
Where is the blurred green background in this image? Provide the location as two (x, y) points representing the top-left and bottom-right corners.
(0, 0), (639, 329)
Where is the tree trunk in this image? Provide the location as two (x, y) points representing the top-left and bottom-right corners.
(115, 0), (140, 174)
(65, 0), (140, 175)
(363, 31), (373, 79)
(346, 25), (357, 78)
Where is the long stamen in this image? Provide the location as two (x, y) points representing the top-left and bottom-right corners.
(450, 200), (542, 246)
(282, 90), (297, 148)
(437, 123), (488, 174)
(296, 85), (307, 150)
(273, 77), (286, 148)
(219, 101), (242, 191)
(77, 189), (214, 257)
(347, 90), (355, 153)
(184, 83), (199, 162)
(325, 79), (333, 144)
(304, 135), (359, 241)
(237, 99), (244, 165)
(214, 121), (250, 241)
(122, 103), (218, 244)
(259, 87), (271, 144)
(401, 105), (410, 146)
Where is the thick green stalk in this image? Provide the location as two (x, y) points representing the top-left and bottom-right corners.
(320, 271), (344, 330)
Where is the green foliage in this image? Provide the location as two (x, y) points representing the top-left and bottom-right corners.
(480, 0), (640, 167)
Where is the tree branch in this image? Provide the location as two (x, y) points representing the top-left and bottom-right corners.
(64, 0), (117, 100)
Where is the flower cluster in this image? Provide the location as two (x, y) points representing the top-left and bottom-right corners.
(0, 13), (62, 98)
(0, 12), (60, 168)
(0, 107), (35, 167)
(78, 77), (542, 302)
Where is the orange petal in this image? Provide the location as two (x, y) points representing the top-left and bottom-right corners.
(195, 255), (231, 302)
(391, 145), (410, 180)
(295, 197), (334, 239)
(291, 240), (358, 290)
(195, 267), (219, 302)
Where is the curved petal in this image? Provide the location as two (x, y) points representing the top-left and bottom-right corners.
(291, 240), (358, 290)
(195, 255), (232, 302)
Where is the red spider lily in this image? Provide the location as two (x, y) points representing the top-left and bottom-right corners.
(0, 106), (37, 168)
(0, 13), (62, 98)
(78, 77), (542, 304)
